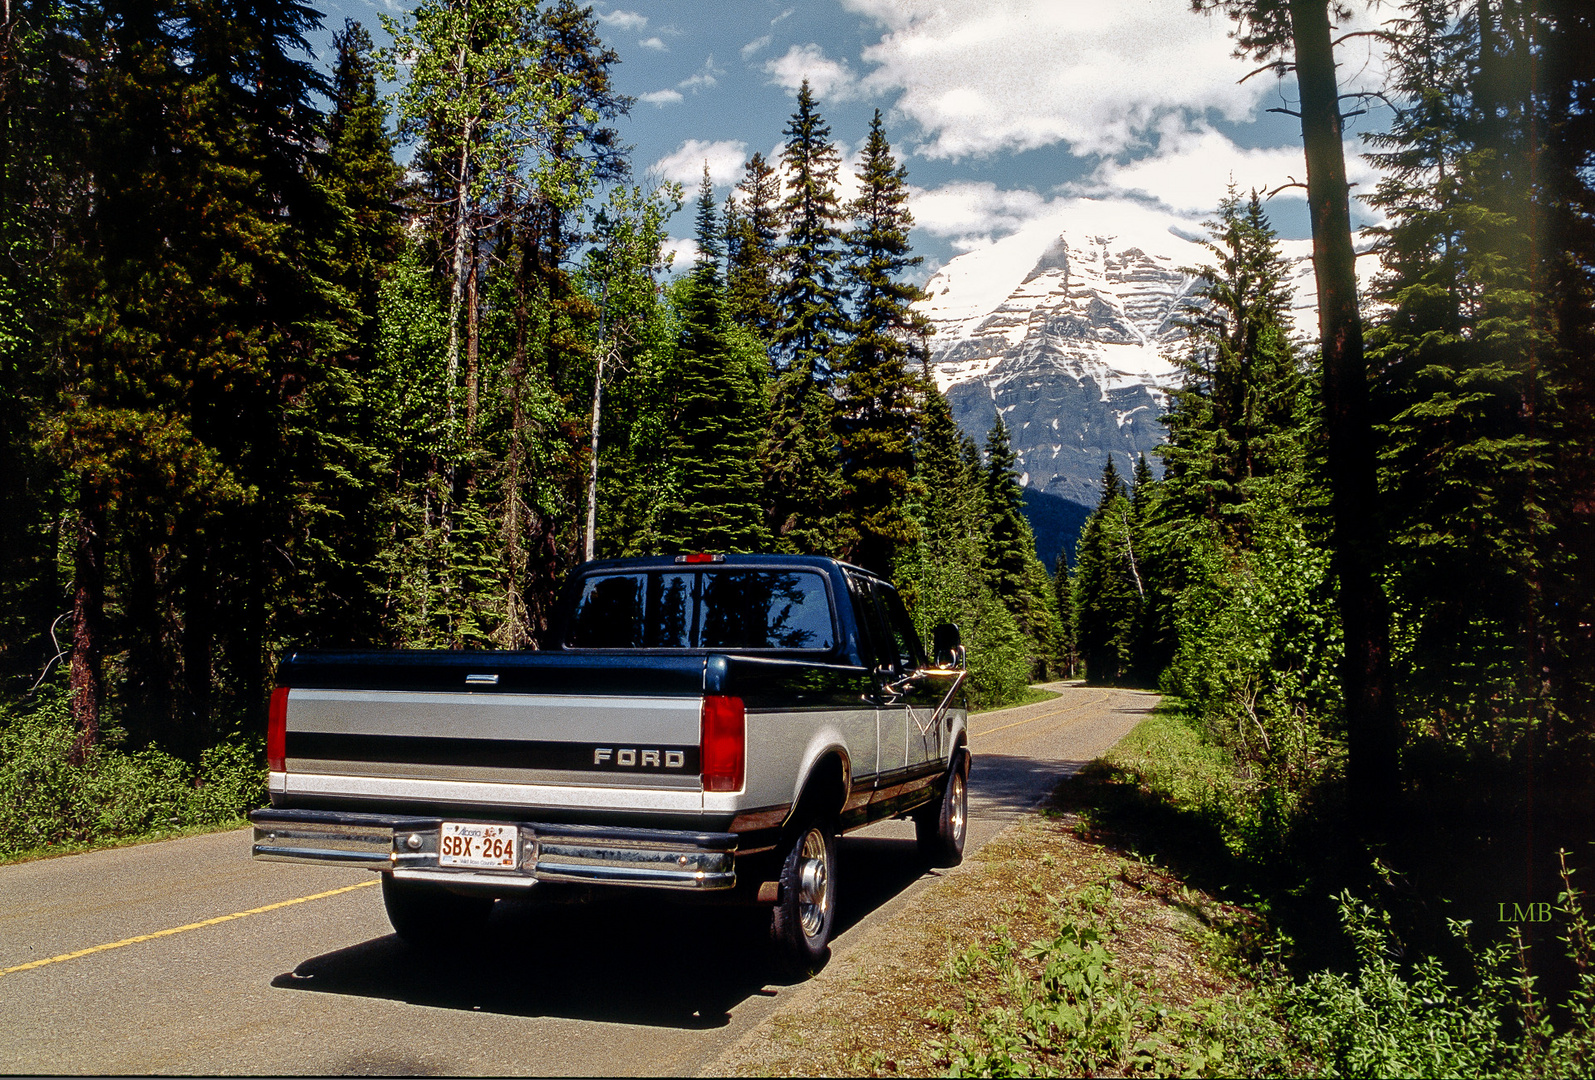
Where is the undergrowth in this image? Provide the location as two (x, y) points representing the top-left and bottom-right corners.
(930, 703), (1595, 1077)
(0, 683), (265, 859)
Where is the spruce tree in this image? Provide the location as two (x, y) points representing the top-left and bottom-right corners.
(835, 111), (926, 575)
(656, 169), (768, 553)
(1196, 0), (1398, 823)
(725, 151), (782, 341)
(323, 19), (404, 365)
(1074, 457), (1142, 686)
(764, 80), (844, 552)
(896, 388), (1032, 706)
(1166, 186), (1302, 540)
(982, 415), (1063, 678)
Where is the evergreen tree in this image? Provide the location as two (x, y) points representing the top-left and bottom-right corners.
(896, 388), (1032, 707)
(764, 80), (844, 552)
(1052, 548), (1078, 678)
(1074, 457), (1142, 686)
(1196, 0), (1398, 824)
(655, 169), (768, 553)
(835, 111), (926, 575)
(1361, 0), (1586, 753)
(982, 415), (1064, 678)
(0, 0), (72, 688)
(1166, 186), (1302, 539)
(322, 19), (404, 365)
(724, 151), (782, 341)
(52, 0), (348, 756)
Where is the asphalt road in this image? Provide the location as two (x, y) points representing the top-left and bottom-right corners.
(0, 683), (1155, 1076)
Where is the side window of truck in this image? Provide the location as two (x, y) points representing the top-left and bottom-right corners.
(877, 586), (927, 670)
(846, 573), (887, 668)
(569, 574), (645, 647)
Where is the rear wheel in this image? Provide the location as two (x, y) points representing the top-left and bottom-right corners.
(916, 752), (968, 867)
(769, 819), (836, 977)
(380, 873), (496, 950)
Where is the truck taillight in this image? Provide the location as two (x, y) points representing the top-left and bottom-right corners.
(701, 694), (745, 793)
(267, 687), (289, 772)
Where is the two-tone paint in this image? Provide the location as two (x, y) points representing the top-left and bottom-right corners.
(253, 555), (968, 894)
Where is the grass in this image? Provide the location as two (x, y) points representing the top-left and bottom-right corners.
(0, 817), (252, 867)
(972, 683), (1064, 714)
(719, 699), (1595, 1077)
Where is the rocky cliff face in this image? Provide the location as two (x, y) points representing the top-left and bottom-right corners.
(919, 220), (1206, 510)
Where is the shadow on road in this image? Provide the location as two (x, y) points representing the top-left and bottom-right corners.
(969, 753), (1090, 817)
(270, 830), (935, 1029)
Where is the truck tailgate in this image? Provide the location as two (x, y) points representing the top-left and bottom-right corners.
(273, 652), (709, 816)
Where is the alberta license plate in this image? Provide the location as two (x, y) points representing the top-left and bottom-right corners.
(438, 822), (518, 869)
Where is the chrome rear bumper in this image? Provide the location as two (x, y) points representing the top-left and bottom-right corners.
(249, 808), (737, 890)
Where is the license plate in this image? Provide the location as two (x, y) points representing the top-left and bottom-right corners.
(438, 822), (519, 870)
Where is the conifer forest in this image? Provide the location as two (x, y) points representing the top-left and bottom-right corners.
(1, 0), (1594, 1055)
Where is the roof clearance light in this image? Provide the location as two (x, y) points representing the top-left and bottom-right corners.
(675, 553), (725, 564)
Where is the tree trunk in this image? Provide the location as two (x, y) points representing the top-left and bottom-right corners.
(584, 343), (606, 562)
(465, 243), (480, 436)
(68, 496), (106, 766)
(443, 94), (474, 415)
(1288, 0), (1400, 826)
(498, 231), (532, 649)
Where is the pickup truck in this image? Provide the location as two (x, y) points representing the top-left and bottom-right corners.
(251, 553), (968, 974)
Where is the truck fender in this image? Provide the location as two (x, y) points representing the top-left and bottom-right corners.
(785, 730), (852, 828)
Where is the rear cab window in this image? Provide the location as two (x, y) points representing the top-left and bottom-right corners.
(564, 569), (836, 652)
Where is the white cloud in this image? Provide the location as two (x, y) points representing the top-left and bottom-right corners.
(639, 36), (666, 51)
(599, 9), (647, 32)
(653, 139), (751, 188)
(663, 236), (699, 268)
(741, 34), (772, 60)
(1080, 125), (1308, 215)
(909, 181), (1053, 250)
(639, 89), (684, 107)
(1074, 123), (1385, 225)
(679, 55), (724, 91)
(840, 0), (1267, 160)
(763, 44), (860, 102)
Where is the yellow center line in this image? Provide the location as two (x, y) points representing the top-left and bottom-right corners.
(969, 694), (1110, 740)
(0, 878), (379, 978)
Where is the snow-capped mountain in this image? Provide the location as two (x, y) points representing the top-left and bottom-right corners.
(917, 201), (1318, 551)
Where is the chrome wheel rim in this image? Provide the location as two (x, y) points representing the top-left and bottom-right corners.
(950, 771), (967, 845)
(796, 827), (830, 939)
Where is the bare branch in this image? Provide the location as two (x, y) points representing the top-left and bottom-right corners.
(30, 612), (71, 692)
(1332, 30), (1395, 48)
(1266, 179), (1309, 199)
(1339, 90), (1395, 109)
(1239, 60), (1294, 84)
(1268, 106), (1303, 118)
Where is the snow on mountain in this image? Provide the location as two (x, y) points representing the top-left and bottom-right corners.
(917, 198), (1318, 523)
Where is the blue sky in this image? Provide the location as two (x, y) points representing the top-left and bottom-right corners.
(309, 1), (1392, 280)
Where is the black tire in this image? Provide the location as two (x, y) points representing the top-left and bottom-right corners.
(769, 818), (837, 978)
(380, 872), (496, 950)
(916, 751), (968, 868)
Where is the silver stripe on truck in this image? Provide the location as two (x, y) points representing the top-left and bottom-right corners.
(283, 771), (705, 811)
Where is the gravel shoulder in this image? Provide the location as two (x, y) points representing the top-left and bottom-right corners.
(701, 699), (1255, 1077)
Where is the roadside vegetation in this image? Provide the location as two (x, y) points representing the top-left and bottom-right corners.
(0, 684), (263, 862)
(1052, 3), (1595, 1067)
(719, 705), (1595, 1078)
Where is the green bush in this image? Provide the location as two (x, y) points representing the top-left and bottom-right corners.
(1284, 861), (1595, 1078)
(0, 686), (267, 858)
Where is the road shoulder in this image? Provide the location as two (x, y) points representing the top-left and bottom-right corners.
(700, 768), (1257, 1077)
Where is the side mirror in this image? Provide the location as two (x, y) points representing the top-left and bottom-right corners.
(932, 623), (965, 669)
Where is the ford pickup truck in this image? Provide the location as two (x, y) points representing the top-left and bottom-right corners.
(250, 554), (968, 974)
